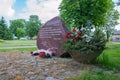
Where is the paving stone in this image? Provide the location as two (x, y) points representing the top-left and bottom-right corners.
(0, 51), (92, 80)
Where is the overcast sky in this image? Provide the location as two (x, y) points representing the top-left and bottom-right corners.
(0, 0), (62, 23)
(0, 0), (120, 30)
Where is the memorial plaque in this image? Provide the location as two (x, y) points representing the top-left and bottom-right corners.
(37, 16), (71, 56)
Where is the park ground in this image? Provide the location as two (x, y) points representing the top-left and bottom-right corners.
(0, 40), (120, 80)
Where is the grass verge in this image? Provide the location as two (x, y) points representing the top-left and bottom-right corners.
(0, 40), (36, 47)
(0, 40), (37, 52)
(65, 69), (120, 80)
(0, 47), (37, 52)
(97, 42), (120, 70)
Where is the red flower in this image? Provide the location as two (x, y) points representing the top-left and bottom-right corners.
(79, 37), (83, 40)
(77, 32), (81, 35)
(65, 32), (71, 39)
(73, 35), (78, 41)
(39, 52), (45, 57)
(72, 29), (77, 32)
(30, 51), (33, 55)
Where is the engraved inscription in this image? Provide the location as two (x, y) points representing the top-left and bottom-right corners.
(41, 41), (48, 47)
(53, 38), (61, 40)
(39, 27), (62, 39)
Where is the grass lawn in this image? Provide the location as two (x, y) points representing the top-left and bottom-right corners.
(0, 40), (36, 47)
(97, 42), (120, 70)
(66, 69), (120, 80)
(0, 40), (37, 52)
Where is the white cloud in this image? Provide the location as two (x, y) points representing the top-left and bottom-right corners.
(17, 0), (62, 23)
(0, 0), (15, 19)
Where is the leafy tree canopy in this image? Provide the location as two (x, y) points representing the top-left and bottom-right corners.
(26, 15), (42, 39)
(9, 19), (26, 37)
(0, 16), (13, 40)
(59, 0), (114, 29)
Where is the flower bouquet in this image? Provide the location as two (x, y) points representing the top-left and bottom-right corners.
(63, 27), (106, 63)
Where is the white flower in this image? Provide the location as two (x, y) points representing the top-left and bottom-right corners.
(82, 34), (91, 42)
(85, 36), (91, 42)
(89, 32), (94, 36)
(82, 34), (88, 38)
(81, 25), (86, 31)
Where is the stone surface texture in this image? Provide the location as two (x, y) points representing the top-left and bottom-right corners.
(37, 16), (71, 56)
(0, 51), (91, 80)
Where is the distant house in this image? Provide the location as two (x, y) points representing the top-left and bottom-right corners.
(112, 30), (120, 42)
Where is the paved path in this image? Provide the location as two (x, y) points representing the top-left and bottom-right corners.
(0, 51), (89, 80)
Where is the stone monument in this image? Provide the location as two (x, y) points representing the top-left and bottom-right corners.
(37, 16), (71, 56)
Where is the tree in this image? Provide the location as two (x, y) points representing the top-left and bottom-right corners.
(26, 15), (42, 39)
(0, 16), (12, 40)
(16, 28), (25, 39)
(104, 9), (119, 41)
(4, 29), (13, 40)
(0, 16), (7, 39)
(0, 25), (3, 39)
(59, 0), (114, 29)
(9, 19), (26, 37)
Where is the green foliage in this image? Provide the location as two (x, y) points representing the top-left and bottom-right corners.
(16, 28), (25, 39)
(26, 15), (42, 39)
(0, 39), (4, 42)
(104, 9), (119, 41)
(66, 69), (120, 80)
(59, 0), (114, 29)
(63, 28), (106, 53)
(97, 42), (120, 70)
(9, 19), (26, 37)
(0, 16), (13, 40)
(9, 15), (42, 39)
(3, 28), (13, 40)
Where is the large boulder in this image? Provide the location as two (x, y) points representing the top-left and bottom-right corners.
(37, 16), (71, 56)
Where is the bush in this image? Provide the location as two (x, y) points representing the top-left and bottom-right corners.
(63, 28), (106, 53)
(0, 39), (4, 42)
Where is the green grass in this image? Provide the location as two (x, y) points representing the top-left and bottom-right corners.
(66, 69), (120, 80)
(0, 40), (36, 47)
(97, 42), (120, 70)
(0, 40), (37, 52)
(0, 47), (37, 52)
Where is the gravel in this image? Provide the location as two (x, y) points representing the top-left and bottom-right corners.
(0, 51), (93, 80)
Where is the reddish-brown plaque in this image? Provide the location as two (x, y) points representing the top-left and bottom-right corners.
(37, 16), (70, 56)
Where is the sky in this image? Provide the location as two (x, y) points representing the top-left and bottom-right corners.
(0, 0), (120, 30)
(0, 0), (62, 23)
